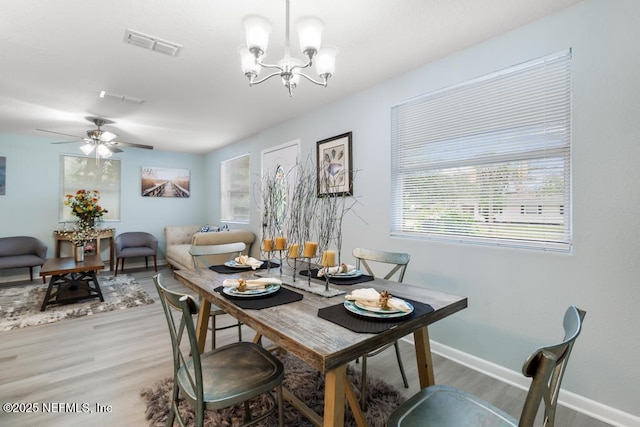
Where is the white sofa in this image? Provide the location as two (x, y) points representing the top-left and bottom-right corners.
(164, 225), (255, 271)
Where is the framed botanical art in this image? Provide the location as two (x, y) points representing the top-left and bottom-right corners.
(316, 132), (353, 197)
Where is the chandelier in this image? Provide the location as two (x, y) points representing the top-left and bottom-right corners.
(238, 0), (338, 96)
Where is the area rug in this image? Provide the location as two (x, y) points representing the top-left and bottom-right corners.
(140, 352), (405, 427)
(0, 274), (154, 331)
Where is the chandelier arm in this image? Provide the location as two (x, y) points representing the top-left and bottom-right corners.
(256, 59), (285, 71)
(298, 72), (328, 87)
(250, 71), (283, 86)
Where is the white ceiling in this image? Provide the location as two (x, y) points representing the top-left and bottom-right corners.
(0, 0), (582, 154)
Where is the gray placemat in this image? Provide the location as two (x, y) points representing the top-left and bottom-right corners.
(317, 299), (434, 333)
(209, 260), (280, 274)
(214, 285), (302, 309)
(299, 268), (375, 285)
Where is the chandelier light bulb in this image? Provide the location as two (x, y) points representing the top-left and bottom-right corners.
(243, 15), (272, 56)
(296, 17), (324, 57)
(315, 46), (338, 78)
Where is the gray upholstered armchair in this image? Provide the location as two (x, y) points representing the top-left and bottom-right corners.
(0, 236), (48, 282)
(114, 232), (158, 276)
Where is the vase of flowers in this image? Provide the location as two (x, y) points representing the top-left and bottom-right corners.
(64, 189), (108, 228)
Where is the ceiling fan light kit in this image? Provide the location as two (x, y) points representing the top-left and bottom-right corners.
(238, 0), (338, 96)
(39, 117), (153, 159)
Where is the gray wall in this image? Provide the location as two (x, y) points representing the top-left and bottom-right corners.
(204, 0), (640, 420)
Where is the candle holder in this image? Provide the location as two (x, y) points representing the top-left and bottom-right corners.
(266, 250), (273, 275)
(278, 250), (283, 276)
(324, 269), (330, 292)
(292, 257), (298, 282)
(306, 257), (313, 286)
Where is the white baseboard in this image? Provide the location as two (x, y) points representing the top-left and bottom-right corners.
(400, 337), (640, 427)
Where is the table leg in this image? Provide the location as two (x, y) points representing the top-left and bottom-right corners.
(344, 372), (367, 427)
(414, 325), (435, 388)
(323, 364), (346, 427)
(195, 298), (211, 354)
(40, 275), (58, 311)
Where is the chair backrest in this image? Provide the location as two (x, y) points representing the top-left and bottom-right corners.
(189, 242), (247, 269)
(352, 247), (411, 282)
(115, 232), (158, 253)
(518, 305), (586, 427)
(153, 274), (204, 404)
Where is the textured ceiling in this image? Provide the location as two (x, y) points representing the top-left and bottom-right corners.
(0, 0), (583, 154)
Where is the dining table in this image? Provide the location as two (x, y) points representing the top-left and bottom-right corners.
(173, 265), (467, 427)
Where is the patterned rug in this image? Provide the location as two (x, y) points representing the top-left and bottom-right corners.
(140, 351), (405, 427)
(0, 274), (154, 331)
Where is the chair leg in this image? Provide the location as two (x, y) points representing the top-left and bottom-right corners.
(29, 266), (34, 282)
(393, 341), (409, 388)
(360, 355), (368, 411)
(211, 315), (217, 350)
(145, 256), (149, 270)
(276, 384), (284, 427)
(153, 255), (158, 272)
(237, 320), (242, 342)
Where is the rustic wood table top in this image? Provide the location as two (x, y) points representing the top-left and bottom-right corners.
(40, 254), (105, 276)
(174, 267), (467, 427)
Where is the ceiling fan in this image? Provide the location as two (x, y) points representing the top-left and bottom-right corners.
(37, 117), (153, 157)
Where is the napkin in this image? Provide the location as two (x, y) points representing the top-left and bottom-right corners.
(222, 277), (282, 290)
(317, 263), (357, 277)
(345, 288), (412, 312)
(235, 255), (264, 270)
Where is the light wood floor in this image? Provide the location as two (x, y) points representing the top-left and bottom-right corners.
(0, 267), (611, 427)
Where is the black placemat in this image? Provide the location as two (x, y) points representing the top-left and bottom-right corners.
(209, 260), (280, 274)
(317, 298), (434, 333)
(214, 285), (302, 309)
(299, 268), (375, 285)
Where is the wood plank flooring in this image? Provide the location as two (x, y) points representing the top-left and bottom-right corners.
(0, 267), (611, 426)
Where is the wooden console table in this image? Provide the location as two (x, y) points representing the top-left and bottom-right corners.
(54, 227), (115, 271)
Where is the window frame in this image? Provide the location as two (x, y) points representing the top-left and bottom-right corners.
(390, 50), (572, 252)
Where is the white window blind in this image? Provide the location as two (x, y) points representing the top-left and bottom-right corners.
(391, 50), (572, 251)
(221, 154), (250, 223)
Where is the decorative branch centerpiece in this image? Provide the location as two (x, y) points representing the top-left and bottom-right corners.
(56, 189), (108, 261)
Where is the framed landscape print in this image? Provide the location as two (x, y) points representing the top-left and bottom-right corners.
(316, 132), (353, 197)
(141, 167), (190, 197)
(0, 157), (5, 195)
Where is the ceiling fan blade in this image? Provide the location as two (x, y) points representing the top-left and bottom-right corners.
(37, 128), (85, 140)
(105, 145), (124, 153)
(51, 140), (86, 144)
(110, 140), (154, 150)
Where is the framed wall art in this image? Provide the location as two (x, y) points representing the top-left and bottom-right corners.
(0, 156), (5, 195)
(316, 132), (353, 197)
(141, 166), (190, 197)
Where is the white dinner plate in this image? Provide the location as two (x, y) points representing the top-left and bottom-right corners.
(224, 260), (253, 269)
(327, 269), (363, 279)
(344, 300), (414, 318)
(354, 300), (402, 313)
(223, 283), (280, 298)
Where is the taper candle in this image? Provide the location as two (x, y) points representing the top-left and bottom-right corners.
(303, 241), (318, 257)
(263, 238), (273, 252)
(288, 243), (300, 258)
(275, 236), (287, 250)
(321, 250), (336, 267)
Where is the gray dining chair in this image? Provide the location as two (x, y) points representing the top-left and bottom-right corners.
(190, 242), (246, 349)
(352, 247), (411, 411)
(114, 232), (158, 276)
(387, 305), (586, 427)
(153, 274), (284, 427)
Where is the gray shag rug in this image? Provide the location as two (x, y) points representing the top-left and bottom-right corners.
(0, 274), (154, 331)
(140, 352), (405, 427)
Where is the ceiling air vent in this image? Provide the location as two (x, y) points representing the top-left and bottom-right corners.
(123, 29), (182, 57)
(99, 90), (145, 105)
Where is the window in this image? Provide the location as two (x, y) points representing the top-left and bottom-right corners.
(60, 155), (121, 222)
(391, 50), (572, 251)
(220, 154), (250, 223)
